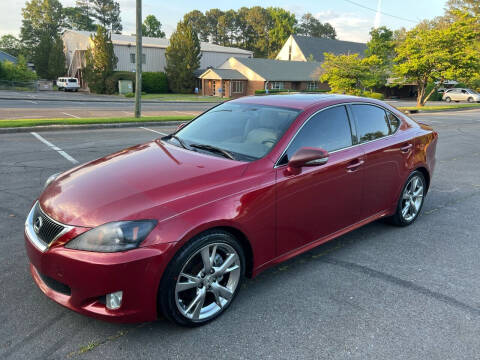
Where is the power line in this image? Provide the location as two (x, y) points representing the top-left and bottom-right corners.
(342, 0), (417, 23)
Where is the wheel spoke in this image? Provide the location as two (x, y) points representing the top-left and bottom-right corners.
(200, 246), (212, 273)
(211, 283), (233, 300)
(413, 186), (423, 198)
(403, 192), (410, 200)
(411, 177), (418, 191)
(211, 288), (223, 308)
(176, 274), (200, 292)
(186, 288), (206, 319)
(210, 245), (217, 267)
(217, 253), (237, 275)
(402, 203), (410, 217)
(223, 264), (240, 274)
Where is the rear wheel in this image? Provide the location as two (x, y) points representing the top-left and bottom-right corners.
(388, 171), (426, 226)
(468, 97), (474, 103)
(445, 96), (451, 102)
(159, 230), (245, 326)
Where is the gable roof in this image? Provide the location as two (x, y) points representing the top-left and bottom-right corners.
(0, 50), (17, 63)
(232, 57), (322, 82)
(200, 68), (247, 80)
(65, 30), (253, 55)
(292, 35), (367, 62)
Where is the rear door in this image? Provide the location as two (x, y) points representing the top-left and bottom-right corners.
(275, 105), (365, 256)
(349, 104), (412, 219)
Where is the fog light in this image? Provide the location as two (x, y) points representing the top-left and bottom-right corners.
(106, 291), (123, 310)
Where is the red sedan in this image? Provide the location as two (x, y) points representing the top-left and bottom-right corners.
(25, 94), (438, 326)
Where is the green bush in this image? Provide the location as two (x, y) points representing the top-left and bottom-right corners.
(425, 83), (443, 101)
(300, 89), (330, 93)
(105, 71), (136, 94)
(143, 72), (168, 93)
(124, 92), (134, 97)
(254, 89), (285, 95)
(362, 91), (384, 100)
(0, 57), (37, 82)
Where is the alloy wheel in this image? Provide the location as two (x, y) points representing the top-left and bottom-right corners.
(401, 175), (425, 222)
(174, 243), (241, 321)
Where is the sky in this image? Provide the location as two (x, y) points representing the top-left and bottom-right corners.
(1, 0), (448, 43)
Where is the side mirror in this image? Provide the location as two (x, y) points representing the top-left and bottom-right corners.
(287, 147), (329, 175)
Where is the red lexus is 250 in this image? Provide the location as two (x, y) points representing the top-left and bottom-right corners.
(25, 94), (438, 326)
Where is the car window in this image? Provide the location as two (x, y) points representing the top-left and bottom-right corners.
(351, 104), (390, 143)
(175, 102), (300, 161)
(461, 89), (467, 94)
(68, 79), (77, 83)
(280, 105), (353, 164)
(387, 112), (401, 134)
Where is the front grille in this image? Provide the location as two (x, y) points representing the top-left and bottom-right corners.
(32, 203), (65, 246)
(38, 270), (71, 295)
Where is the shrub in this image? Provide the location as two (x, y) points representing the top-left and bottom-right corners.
(254, 89), (285, 95)
(425, 83), (443, 101)
(105, 71), (136, 94)
(362, 91), (384, 100)
(143, 72), (168, 93)
(124, 92), (134, 98)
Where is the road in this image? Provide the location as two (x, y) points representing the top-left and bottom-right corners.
(1, 110), (479, 359)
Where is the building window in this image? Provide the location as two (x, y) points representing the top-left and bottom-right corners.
(232, 80), (243, 93)
(307, 81), (318, 91)
(130, 53), (146, 64)
(272, 81), (284, 90)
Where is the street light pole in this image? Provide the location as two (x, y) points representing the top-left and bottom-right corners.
(134, 0), (142, 118)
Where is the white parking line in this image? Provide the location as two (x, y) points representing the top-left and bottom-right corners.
(139, 127), (168, 136)
(30, 132), (79, 164)
(62, 112), (80, 118)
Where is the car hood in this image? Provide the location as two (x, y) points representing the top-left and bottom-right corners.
(39, 140), (248, 227)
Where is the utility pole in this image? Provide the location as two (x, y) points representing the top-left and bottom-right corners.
(134, 0), (142, 118)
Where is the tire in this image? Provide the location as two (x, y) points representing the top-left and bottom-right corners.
(445, 97), (451, 102)
(387, 170), (426, 227)
(158, 230), (245, 327)
(468, 97), (474, 103)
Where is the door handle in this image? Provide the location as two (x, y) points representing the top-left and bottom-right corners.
(346, 159), (364, 172)
(400, 143), (413, 153)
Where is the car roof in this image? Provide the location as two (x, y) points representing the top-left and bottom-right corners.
(230, 94), (377, 110)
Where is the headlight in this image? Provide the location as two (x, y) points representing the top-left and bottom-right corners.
(65, 220), (157, 252)
(44, 172), (61, 189)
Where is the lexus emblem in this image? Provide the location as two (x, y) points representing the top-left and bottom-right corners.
(33, 216), (43, 234)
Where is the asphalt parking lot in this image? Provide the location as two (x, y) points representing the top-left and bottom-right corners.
(1, 110), (479, 359)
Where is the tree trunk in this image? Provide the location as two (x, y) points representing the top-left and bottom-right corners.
(416, 82), (425, 107)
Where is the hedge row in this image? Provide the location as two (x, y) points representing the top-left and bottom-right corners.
(104, 71), (168, 94)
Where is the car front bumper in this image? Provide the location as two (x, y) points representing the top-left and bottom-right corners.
(25, 227), (173, 323)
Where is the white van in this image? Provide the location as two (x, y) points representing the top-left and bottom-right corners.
(56, 77), (80, 92)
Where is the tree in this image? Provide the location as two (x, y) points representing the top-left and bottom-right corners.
(183, 10), (208, 42)
(142, 15), (165, 38)
(393, 13), (480, 106)
(165, 21), (201, 93)
(33, 34), (65, 79)
(84, 26), (118, 93)
(89, 0), (122, 33)
(20, 0), (65, 59)
(0, 56), (37, 81)
(0, 35), (23, 57)
(295, 13), (336, 39)
(267, 7), (297, 57)
(243, 7), (271, 57)
(446, 0), (480, 19)
(63, 6), (96, 31)
(365, 26), (395, 63)
(205, 9), (224, 44)
(320, 53), (383, 94)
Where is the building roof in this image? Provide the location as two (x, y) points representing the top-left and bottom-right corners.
(233, 57), (322, 82)
(0, 50), (17, 63)
(67, 30), (253, 55)
(292, 35), (367, 62)
(199, 68), (247, 80)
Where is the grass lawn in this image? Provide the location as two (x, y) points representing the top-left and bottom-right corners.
(0, 115), (194, 128)
(141, 93), (228, 102)
(398, 103), (480, 111)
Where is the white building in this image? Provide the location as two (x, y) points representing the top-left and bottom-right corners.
(62, 30), (253, 87)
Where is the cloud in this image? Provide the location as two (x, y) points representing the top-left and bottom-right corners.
(314, 10), (373, 43)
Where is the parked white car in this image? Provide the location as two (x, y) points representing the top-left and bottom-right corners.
(442, 88), (480, 103)
(56, 77), (80, 92)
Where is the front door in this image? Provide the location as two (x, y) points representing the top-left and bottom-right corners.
(275, 105), (365, 256)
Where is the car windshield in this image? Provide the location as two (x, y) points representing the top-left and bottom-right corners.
(468, 89), (479, 94)
(169, 102), (300, 161)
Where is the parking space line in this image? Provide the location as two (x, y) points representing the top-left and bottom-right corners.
(62, 112), (80, 118)
(139, 127), (168, 136)
(30, 132), (79, 164)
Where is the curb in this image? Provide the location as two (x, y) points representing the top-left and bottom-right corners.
(399, 106), (480, 114)
(0, 120), (187, 134)
(0, 96), (222, 105)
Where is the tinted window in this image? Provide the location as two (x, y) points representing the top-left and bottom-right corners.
(282, 106), (353, 163)
(351, 104), (390, 143)
(387, 112), (400, 133)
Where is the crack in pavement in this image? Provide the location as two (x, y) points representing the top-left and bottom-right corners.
(321, 257), (480, 317)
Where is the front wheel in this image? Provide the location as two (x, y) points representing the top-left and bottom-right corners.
(159, 230), (245, 326)
(445, 97), (451, 102)
(388, 171), (426, 226)
(468, 97), (474, 103)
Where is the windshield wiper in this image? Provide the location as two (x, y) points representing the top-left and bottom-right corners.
(163, 134), (189, 150)
(190, 144), (235, 160)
